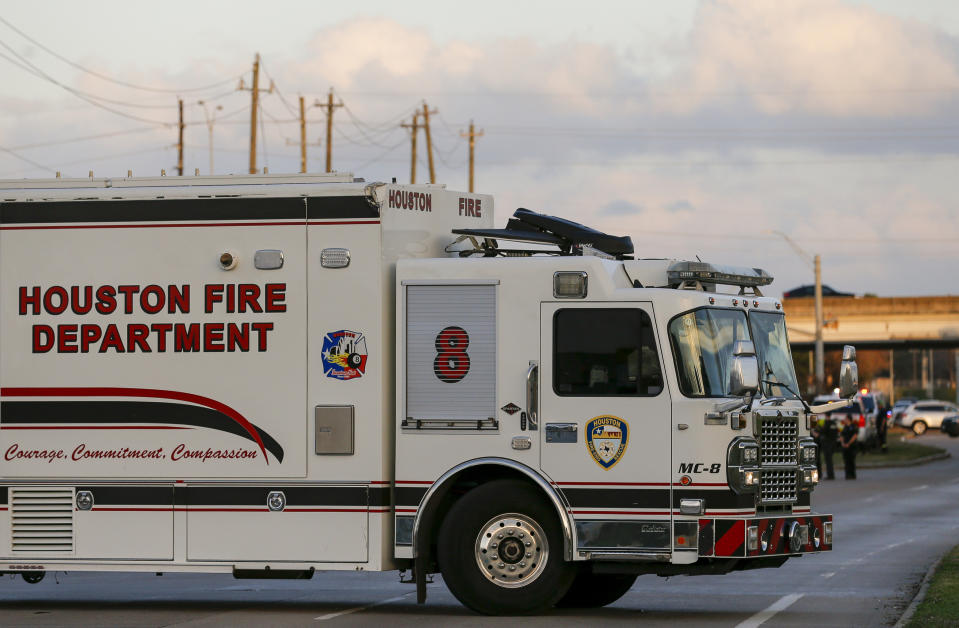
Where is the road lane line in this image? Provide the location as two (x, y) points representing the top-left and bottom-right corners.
(912, 485), (929, 491)
(314, 592), (413, 621)
(821, 572), (835, 579)
(734, 593), (804, 628)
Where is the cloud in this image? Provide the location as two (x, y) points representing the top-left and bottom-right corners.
(665, 199), (694, 213)
(600, 199), (643, 215)
(659, 0), (959, 117)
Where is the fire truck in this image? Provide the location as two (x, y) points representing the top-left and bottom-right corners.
(0, 173), (858, 614)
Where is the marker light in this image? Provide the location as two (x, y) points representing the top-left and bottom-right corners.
(553, 271), (588, 298)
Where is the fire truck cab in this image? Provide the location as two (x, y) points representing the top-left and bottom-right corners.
(0, 173), (856, 615)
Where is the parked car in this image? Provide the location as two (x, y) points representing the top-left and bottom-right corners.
(940, 415), (959, 438)
(898, 400), (959, 435)
(783, 284), (854, 298)
(814, 394), (875, 451)
(891, 397), (918, 425)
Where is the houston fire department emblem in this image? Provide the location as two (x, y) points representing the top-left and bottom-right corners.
(585, 415), (629, 470)
(321, 330), (368, 380)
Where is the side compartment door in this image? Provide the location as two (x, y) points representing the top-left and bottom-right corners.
(539, 303), (674, 554)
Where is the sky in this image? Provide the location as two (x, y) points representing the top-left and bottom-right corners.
(0, 0), (957, 298)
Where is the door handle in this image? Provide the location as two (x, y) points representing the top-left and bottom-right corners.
(526, 361), (539, 430)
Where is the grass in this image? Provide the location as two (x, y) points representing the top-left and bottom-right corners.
(859, 431), (946, 465)
(907, 545), (959, 627)
(822, 429), (945, 468)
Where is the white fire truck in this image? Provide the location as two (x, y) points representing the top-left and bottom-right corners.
(0, 173), (858, 614)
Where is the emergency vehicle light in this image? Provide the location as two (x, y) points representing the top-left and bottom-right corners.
(553, 272), (587, 299)
(667, 262), (773, 289)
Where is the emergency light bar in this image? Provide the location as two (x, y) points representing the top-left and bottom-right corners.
(667, 261), (773, 289)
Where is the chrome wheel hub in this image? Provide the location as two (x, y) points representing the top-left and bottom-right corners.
(474, 512), (548, 588)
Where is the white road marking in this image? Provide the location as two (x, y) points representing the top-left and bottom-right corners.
(912, 485), (929, 491)
(864, 496), (878, 502)
(314, 593), (413, 621)
(821, 572), (835, 579)
(734, 593), (804, 628)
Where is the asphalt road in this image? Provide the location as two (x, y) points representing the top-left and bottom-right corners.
(2, 432), (958, 627)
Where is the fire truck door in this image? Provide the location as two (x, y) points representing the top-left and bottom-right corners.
(539, 303), (673, 550)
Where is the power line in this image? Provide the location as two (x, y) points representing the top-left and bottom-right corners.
(0, 16), (244, 94)
(8, 125), (160, 151)
(0, 143), (57, 174)
(259, 63), (298, 118)
(0, 46), (172, 125)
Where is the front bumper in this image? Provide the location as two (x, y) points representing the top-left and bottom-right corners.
(698, 513), (832, 558)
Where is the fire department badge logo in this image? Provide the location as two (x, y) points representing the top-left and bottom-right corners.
(321, 330), (368, 380)
(585, 415), (629, 470)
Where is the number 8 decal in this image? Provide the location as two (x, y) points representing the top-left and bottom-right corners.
(434, 326), (470, 383)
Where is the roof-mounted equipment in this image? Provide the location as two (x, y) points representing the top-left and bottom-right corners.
(446, 208), (633, 260)
(667, 261), (773, 295)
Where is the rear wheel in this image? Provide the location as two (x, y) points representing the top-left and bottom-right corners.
(555, 569), (637, 607)
(437, 479), (575, 615)
(912, 420), (928, 436)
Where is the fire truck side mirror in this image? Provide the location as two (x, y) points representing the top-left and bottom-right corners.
(728, 340), (759, 397)
(839, 345), (859, 398)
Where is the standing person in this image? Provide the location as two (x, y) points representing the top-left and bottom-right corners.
(876, 404), (889, 454)
(840, 414), (858, 480)
(819, 415), (837, 480)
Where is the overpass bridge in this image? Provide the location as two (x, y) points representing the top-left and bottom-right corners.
(783, 295), (959, 402)
(784, 295), (959, 350)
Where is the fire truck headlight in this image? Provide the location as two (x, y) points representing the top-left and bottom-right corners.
(744, 470), (759, 486)
(801, 445), (817, 464)
(803, 468), (819, 485)
(743, 445), (759, 464)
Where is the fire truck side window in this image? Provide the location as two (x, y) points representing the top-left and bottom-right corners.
(668, 308), (750, 397)
(553, 308), (663, 396)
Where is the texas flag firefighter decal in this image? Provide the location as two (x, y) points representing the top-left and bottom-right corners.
(321, 330), (368, 380)
(585, 415), (629, 470)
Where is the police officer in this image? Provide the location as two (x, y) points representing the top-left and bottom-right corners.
(877, 403), (890, 454)
(840, 414), (858, 480)
(814, 415), (837, 480)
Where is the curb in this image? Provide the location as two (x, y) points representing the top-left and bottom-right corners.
(859, 452), (950, 469)
(894, 554), (944, 628)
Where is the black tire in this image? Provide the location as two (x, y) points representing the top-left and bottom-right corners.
(437, 479), (575, 615)
(555, 569), (637, 608)
(912, 420), (928, 436)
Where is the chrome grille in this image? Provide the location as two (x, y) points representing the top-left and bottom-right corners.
(759, 417), (798, 466)
(760, 469), (798, 504)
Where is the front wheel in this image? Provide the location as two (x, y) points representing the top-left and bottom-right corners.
(912, 420), (928, 436)
(437, 479), (575, 615)
(555, 569), (637, 607)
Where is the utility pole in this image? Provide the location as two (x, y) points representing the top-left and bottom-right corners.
(401, 113), (419, 183)
(299, 96), (307, 173)
(460, 120), (484, 192)
(769, 231), (825, 393)
(197, 100), (223, 175)
(176, 99), (185, 176)
(317, 88), (343, 173)
(237, 53), (274, 174)
(286, 95), (321, 174)
(421, 102), (438, 184)
(813, 254), (824, 394)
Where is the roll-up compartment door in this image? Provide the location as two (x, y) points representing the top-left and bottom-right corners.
(405, 284), (496, 423)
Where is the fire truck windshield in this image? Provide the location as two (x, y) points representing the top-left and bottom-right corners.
(669, 308), (751, 397)
(749, 311), (801, 399)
